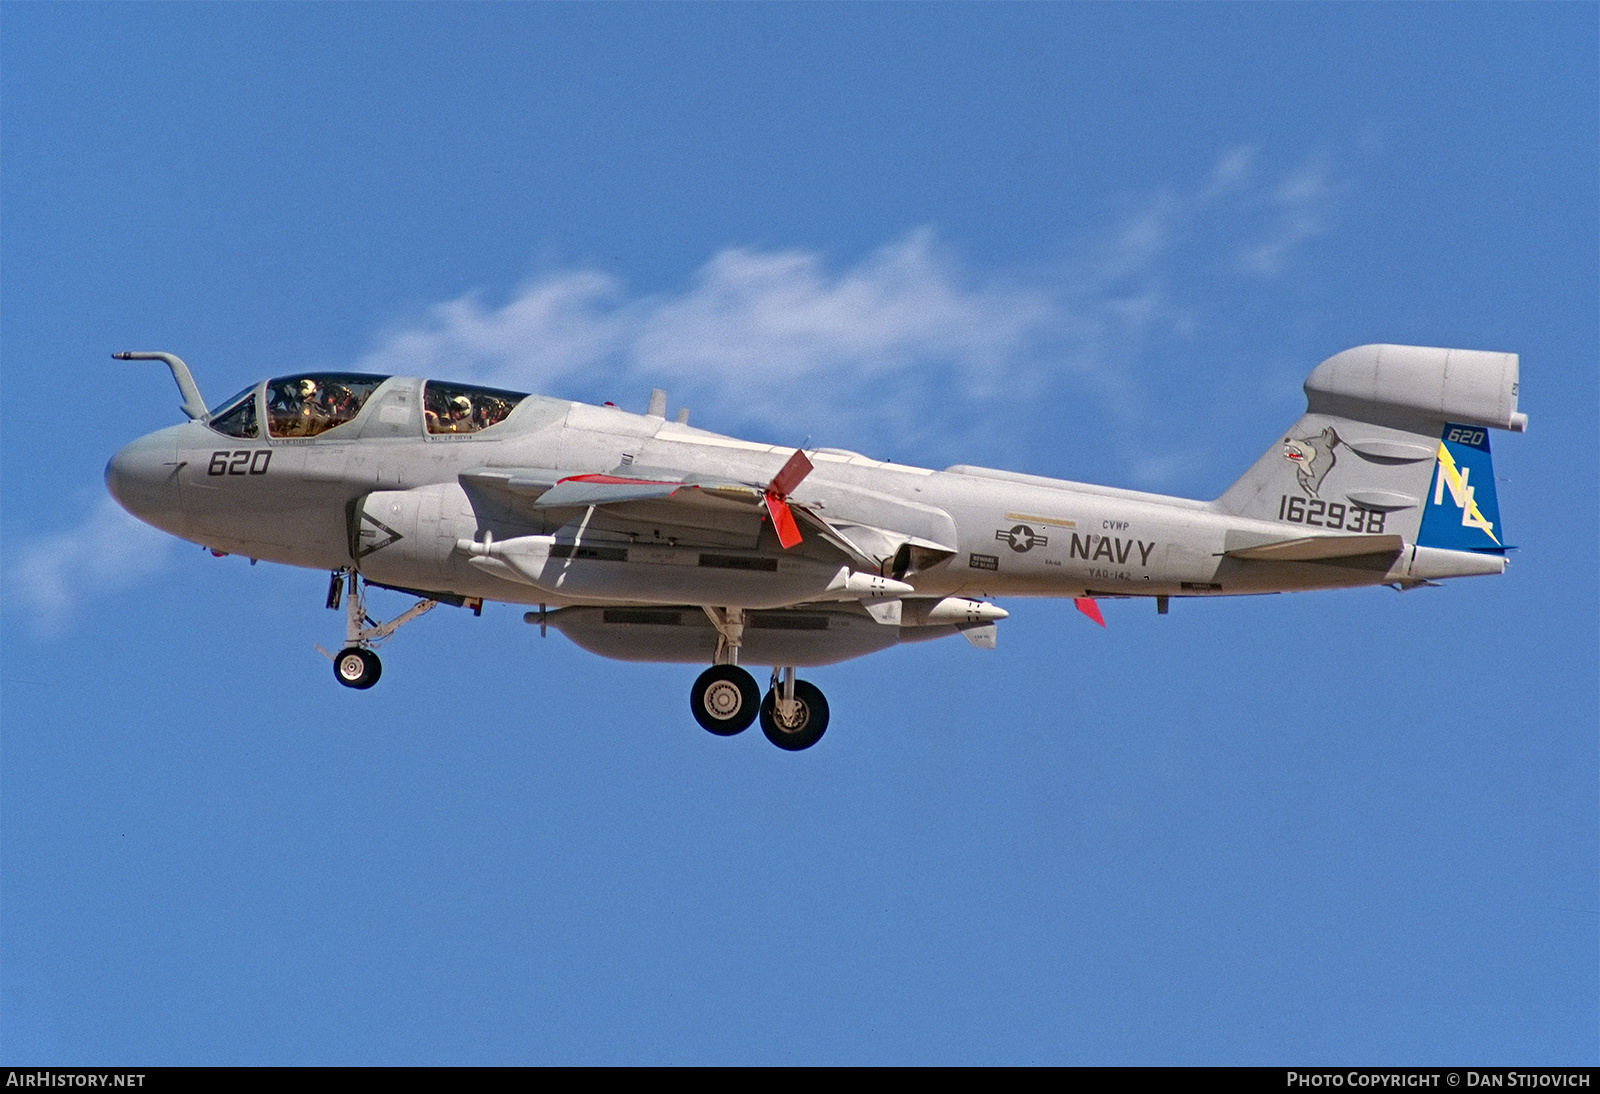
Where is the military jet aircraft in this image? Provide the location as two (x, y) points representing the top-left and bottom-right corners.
(106, 343), (1524, 750)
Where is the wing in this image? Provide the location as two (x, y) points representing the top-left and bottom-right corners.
(459, 457), (820, 555)
(532, 471), (773, 513)
(534, 451), (815, 549)
(459, 457), (955, 575)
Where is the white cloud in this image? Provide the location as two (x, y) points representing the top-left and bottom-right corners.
(356, 149), (1341, 472)
(637, 231), (1052, 384)
(1097, 197), (1178, 282)
(1237, 155), (1336, 275)
(357, 229), (1062, 448)
(1204, 145), (1258, 200)
(9, 495), (177, 639)
(360, 270), (628, 390)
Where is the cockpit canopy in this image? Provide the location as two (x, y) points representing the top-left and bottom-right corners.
(206, 374), (530, 440)
(266, 374), (388, 437)
(207, 385), (261, 438)
(422, 380), (524, 435)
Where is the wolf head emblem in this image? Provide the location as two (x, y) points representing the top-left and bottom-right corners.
(1283, 427), (1340, 497)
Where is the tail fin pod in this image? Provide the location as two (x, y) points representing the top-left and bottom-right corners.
(1300, 343), (1525, 434)
(1216, 345), (1524, 547)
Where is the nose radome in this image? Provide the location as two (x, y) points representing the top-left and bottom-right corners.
(106, 428), (185, 536)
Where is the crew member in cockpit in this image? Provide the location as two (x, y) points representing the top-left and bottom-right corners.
(290, 378), (330, 436)
(323, 383), (355, 420)
(445, 394), (477, 433)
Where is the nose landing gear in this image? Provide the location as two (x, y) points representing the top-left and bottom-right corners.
(334, 647), (382, 690)
(318, 569), (437, 690)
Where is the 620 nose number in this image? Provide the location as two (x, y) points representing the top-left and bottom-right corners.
(208, 449), (272, 476)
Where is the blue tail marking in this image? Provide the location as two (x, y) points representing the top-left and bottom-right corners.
(1417, 423), (1507, 553)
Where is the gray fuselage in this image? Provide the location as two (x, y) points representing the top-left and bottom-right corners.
(106, 376), (1461, 613)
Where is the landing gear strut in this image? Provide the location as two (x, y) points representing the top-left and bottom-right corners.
(688, 606), (832, 749)
(760, 668), (829, 751)
(690, 606), (763, 736)
(318, 569), (437, 690)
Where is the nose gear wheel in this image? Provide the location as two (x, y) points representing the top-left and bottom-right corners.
(333, 647), (381, 689)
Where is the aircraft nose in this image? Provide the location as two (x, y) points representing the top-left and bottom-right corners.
(105, 428), (185, 534)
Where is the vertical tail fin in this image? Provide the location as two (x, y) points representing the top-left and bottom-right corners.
(1216, 345), (1523, 549)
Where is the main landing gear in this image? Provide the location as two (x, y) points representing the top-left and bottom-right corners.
(690, 664), (761, 735)
(759, 669), (828, 751)
(691, 608), (830, 750)
(318, 569), (438, 690)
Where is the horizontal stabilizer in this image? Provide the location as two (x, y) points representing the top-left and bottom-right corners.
(1225, 533), (1403, 562)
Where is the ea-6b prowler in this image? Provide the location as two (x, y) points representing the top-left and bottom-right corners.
(107, 343), (1524, 750)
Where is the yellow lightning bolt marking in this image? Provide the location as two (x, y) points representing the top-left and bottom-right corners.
(1435, 443), (1501, 545)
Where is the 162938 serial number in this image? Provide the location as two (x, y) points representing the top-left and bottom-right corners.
(1277, 495), (1386, 532)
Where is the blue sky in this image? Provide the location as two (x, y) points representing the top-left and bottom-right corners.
(3, 3), (1595, 1064)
